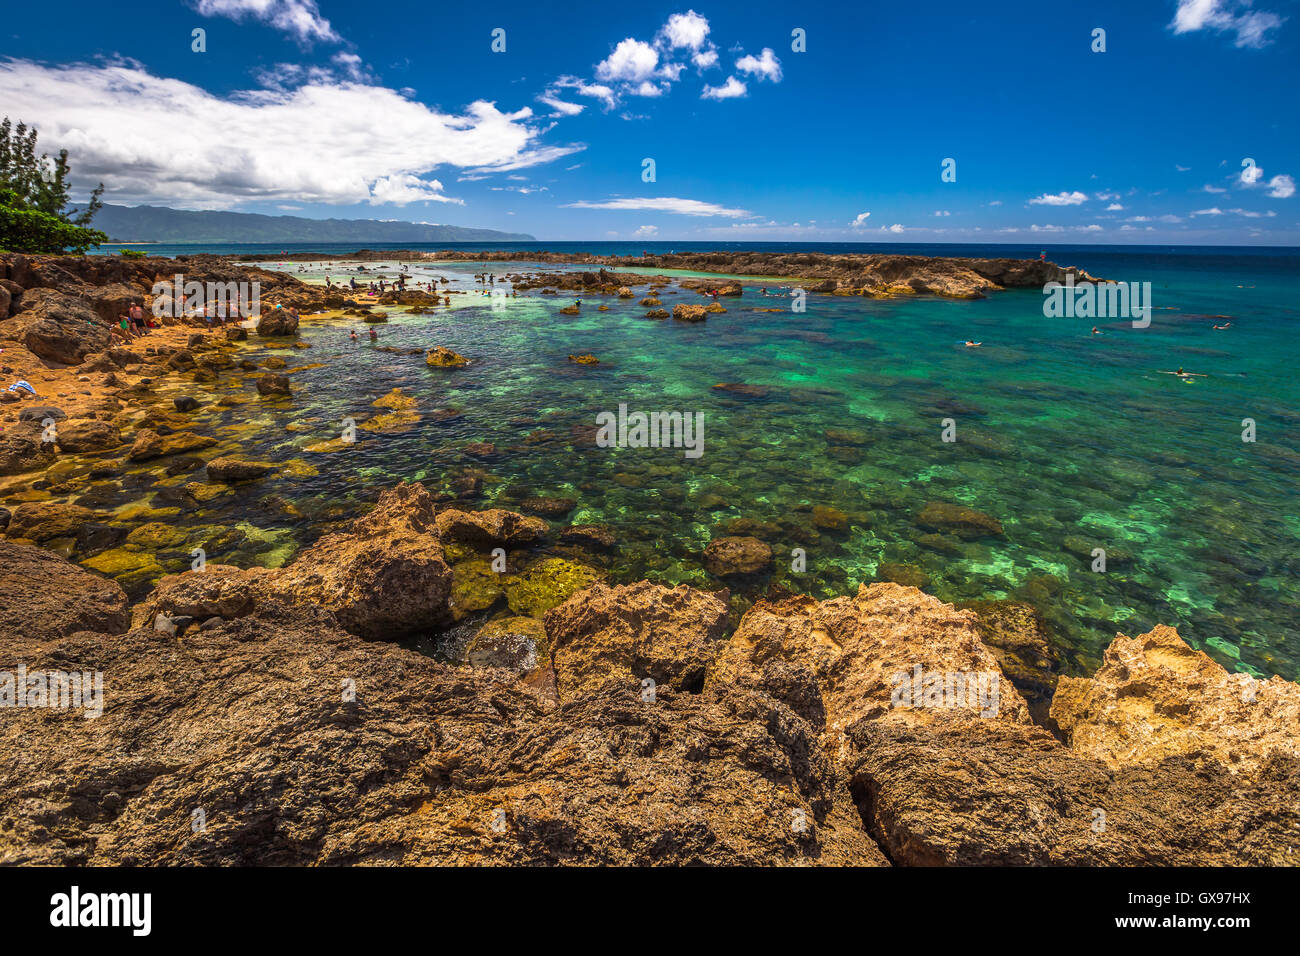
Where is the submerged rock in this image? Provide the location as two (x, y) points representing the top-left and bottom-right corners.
(504, 557), (604, 618)
(558, 524), (617, 551)
(206, 458), (277, 482)
(961, 600), (1059, 729)
(915, 501), (1005, 539)
(519, 496), (576, 518)
(703, 535), (772, 576)
(449, 558), (507, 622)
(372, 388), (417, 410)
(256, 373), (292, 396)
(466, 616), (549, 674)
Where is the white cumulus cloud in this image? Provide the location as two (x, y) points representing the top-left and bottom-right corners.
(369, 174), (461, 205)
(735, 48), (783, 82)
(596, 39), (661, 83)
(701, 76), (747, 100)
(0, 58), (579, 207)
(1029, 190), (1089, 206)
(660, 11), (711, 50)
(693, 49), (719, 69)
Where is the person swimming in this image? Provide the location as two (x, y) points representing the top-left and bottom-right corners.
(349, 330), (358, 341)
(1092, 326), (1102, 335)
(1213, 322), (1231, 330)
(368, 327), (377, 340)
(964, 340), (982, 347)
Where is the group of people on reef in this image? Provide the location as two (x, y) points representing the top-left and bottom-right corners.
(112, 301), (157, 341)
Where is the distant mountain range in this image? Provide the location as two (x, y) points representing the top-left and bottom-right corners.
(95, 204), (535, 243)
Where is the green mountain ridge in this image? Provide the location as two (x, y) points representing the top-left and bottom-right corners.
(95, 204), (535, 243)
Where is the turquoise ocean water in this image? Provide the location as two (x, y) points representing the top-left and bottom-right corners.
(75, 244), (1300, 679)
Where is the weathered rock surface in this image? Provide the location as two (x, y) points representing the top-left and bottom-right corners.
(4, 288), (112, 364)
(0, 421), (56, 476)
(435, 508), (548, 548)
(846, 714), (1299, 865)
(4, 502), (98, 543)
(426, 346), (468, 368)
(256, 308), (299, 336)
(545, 581), (730, 703)
(1051, 625), (1300, 776)
(0, 606), (882, 865)
(709, 583), (1031, 733)
(128, 428), (217, 461)
(53, 418), (121, 453)
(0, 540), (129, 638)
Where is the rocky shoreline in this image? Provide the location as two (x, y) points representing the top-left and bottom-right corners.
(2, 481), (1297, 865)
(1, 250), (1296, 866)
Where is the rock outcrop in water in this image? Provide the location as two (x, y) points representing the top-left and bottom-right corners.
(234, 248), (1101, 300)
(2, 482), (1295, 866)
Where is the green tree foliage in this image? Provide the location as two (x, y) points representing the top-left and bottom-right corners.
(0, 118), (107, 253)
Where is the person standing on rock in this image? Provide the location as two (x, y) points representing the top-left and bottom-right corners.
(129, 302), (149, 336)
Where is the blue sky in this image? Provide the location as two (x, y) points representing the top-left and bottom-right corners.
(2, 0), (1297, 243)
